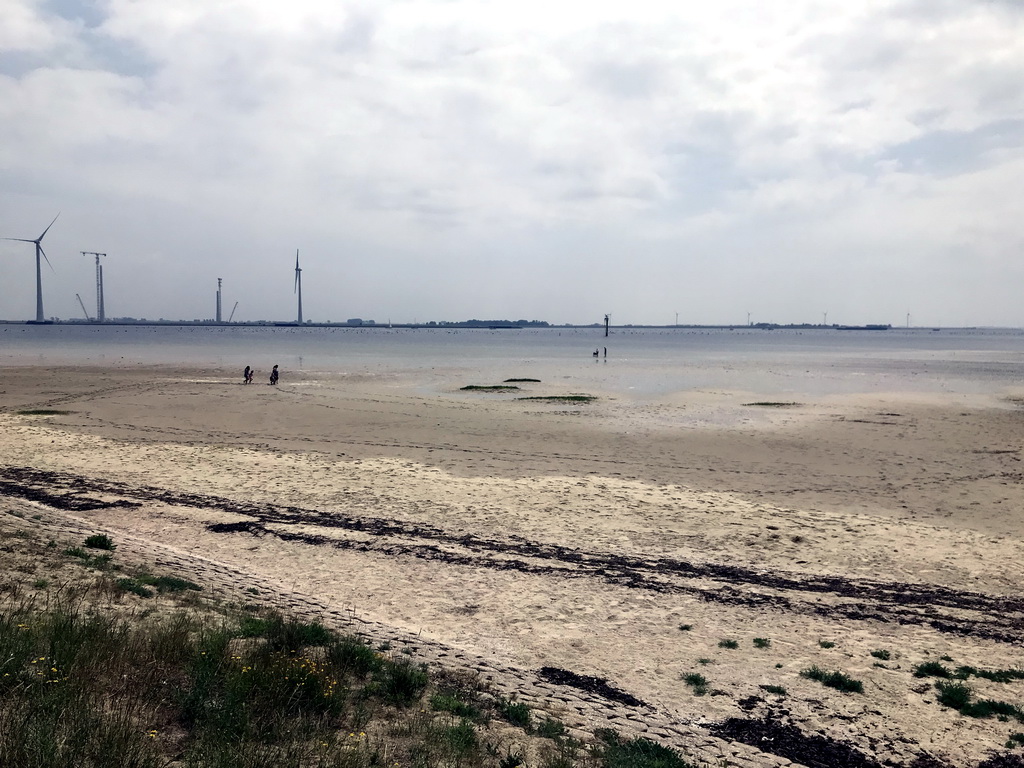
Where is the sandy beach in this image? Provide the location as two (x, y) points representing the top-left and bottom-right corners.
(2, 362), (1024, 767)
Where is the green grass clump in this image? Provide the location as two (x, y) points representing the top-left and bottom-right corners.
(503, 378), (541, 383)
(16, 409), (73, 416)
(116, 578), (154, 598)
(753, 637), (771, 649)
(718, 639), (739, 649)
(430, 692), (480, 720)
(84, 534), (116, 551)
(914, 661), (953, 678)
(461, 385), (520, 391)
(818, 640), (835, 649)
(498, 699), (532, 731)
(1007, 733), (1024, 748)
(870, 649), (891, 660)
(375, 657), (429, 707)
(235, 613), (333, 652)
(596, 728), (694, 768)
(742, 402), (799, 408)
(135, 574), (202, 593)
(536, 717), (566, 739)
(955, 665), (1024, 683)
(935, 681), (1024, 722)
(678, 624), (693, 631)
(760, 684), (787, 696)
(800, 666), (863, 693)
(682, 673), (708, 696)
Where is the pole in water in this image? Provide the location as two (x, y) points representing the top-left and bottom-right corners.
(604, 314), (610, 337)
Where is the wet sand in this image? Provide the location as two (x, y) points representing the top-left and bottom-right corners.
(2, 364), (1023, 767)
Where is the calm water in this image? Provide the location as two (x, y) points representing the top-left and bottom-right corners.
(3, 324), (1024, 398)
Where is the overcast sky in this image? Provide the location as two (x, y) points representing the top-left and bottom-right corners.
(2, 0), (1023, 326)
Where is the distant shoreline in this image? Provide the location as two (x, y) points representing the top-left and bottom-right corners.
(0, 319), (981, 331)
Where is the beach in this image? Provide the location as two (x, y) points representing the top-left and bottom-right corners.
(2, 360), (1024, 767)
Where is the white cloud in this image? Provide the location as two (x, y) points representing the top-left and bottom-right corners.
(0, 0), (1022, 324)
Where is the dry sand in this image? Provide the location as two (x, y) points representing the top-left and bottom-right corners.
(2, 363), (1024, 767)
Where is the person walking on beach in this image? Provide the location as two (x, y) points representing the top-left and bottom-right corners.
(243, 365), (251, 384)
(269, 364), (279, 385)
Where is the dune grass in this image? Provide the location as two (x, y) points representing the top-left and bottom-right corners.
(800, 666), (864, 693)
(0, 526), (686, 768)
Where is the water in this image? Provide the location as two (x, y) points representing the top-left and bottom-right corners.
(3, 324), (1024, 399)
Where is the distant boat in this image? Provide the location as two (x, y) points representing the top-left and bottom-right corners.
(837, 324), (891, 331)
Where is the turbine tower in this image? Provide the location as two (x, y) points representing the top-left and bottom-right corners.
(3, 213), (59, 322)
(216, 277), (222, 323)
(81, 252), (107, 322)
(294, 250), (303, 324)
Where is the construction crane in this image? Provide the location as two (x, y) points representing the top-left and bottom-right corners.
(228, 301), (239, 323)
(81, 252), (107, 322)
(75, 293), (91, 322)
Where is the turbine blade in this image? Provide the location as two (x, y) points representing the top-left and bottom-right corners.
(3, 238), (36, 243)
(38, 212), (60, 241)
(40, 245), (55, 273)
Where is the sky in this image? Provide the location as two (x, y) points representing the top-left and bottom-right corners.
(1, 0), (1023, 327)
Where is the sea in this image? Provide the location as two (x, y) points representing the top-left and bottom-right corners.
(3, 324), (1024, 400)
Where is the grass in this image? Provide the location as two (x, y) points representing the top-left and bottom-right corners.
(717, 639), (739, 650)
(741, 402), (799, 408)
(15, 409), (73, 416)
(517, 395), (597, 403)
(870, 649), (891, 661)
(3, 522), (716, 768)
(934, 681), (1024, 723)
(914, 661), (952, 678)
(84, 534), (116, 551)
(136, 574), (202, 593)
(677, 624), (692, 632)
(913, 661), (1024, 683)
(0, 594), (598, 768)
(461, 385), (520, 391)
(759, 684), (787, 696)
(682, 673), (708, 696)
(800, 666), (864, 693)
(503, 378), (541, 383)
(818, 640), (835, 649)
(498, 699), (532, 731)
(596, 728), (694, 768)
(752, 638), (771, 649)
(536, 717), (567, 739)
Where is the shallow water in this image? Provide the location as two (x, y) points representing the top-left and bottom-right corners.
(3, 324), (1024, 399)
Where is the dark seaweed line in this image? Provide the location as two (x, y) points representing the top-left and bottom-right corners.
(2, 462), (1014, 616)
(217, 524), (1024, 644)
(3, 466), (1022, 643)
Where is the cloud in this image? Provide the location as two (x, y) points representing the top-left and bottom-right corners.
(1, 0), (1022, 325)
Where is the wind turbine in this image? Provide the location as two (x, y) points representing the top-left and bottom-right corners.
(3, 213), (59, 322)
(294, 250), (303, 324)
